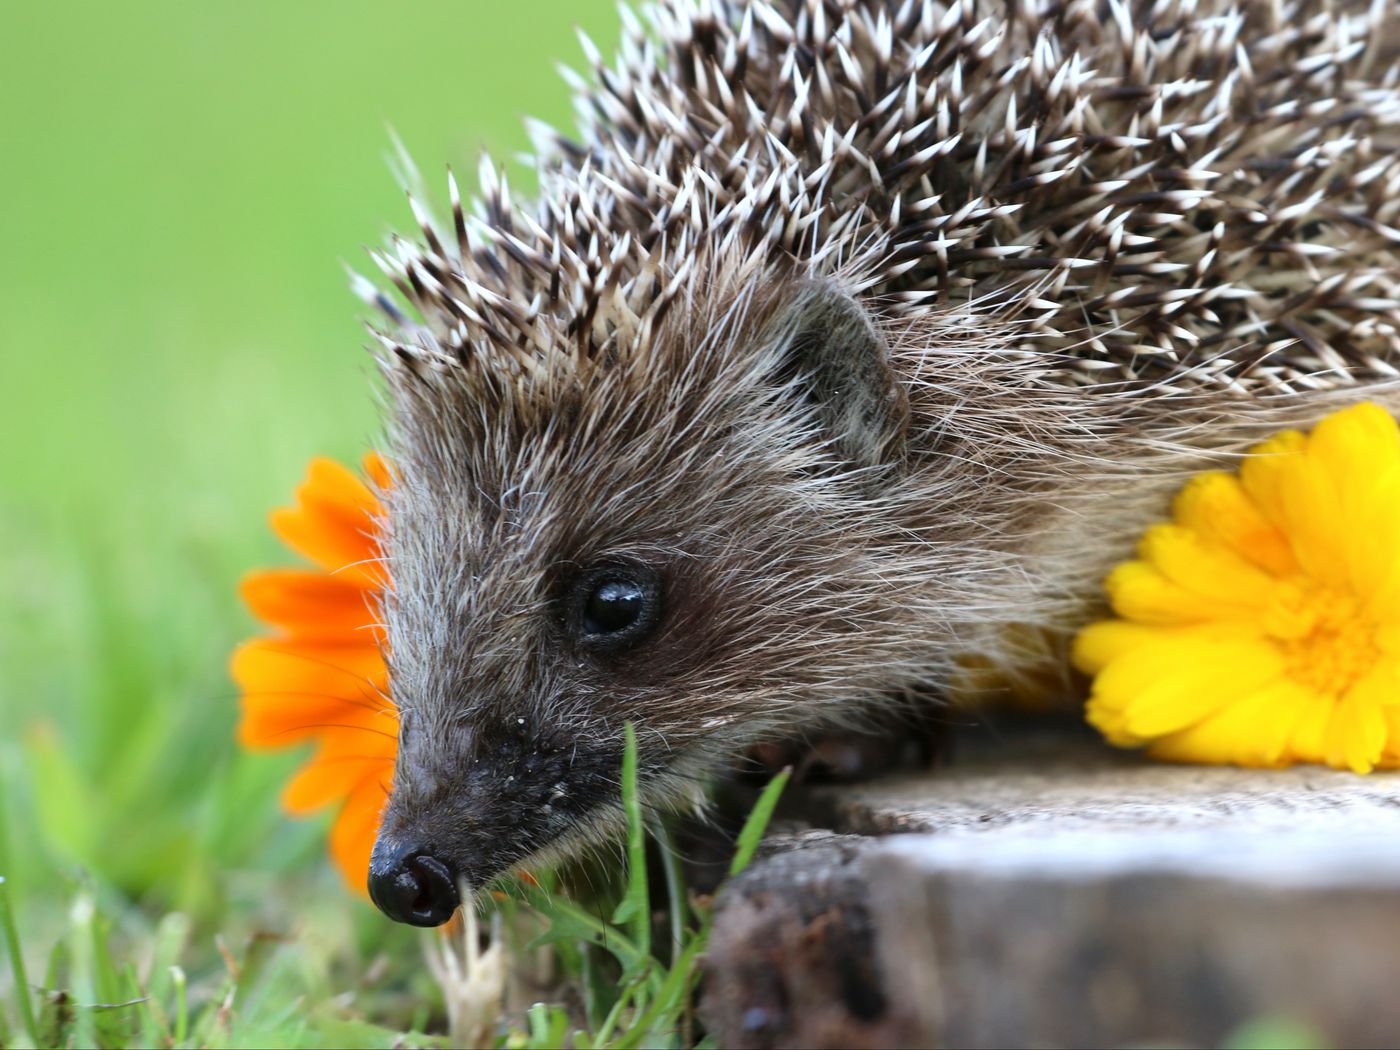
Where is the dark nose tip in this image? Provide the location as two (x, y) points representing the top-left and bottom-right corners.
(367, 841), (460, 927)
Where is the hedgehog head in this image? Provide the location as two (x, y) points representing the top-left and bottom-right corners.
(364, 245), (939, 923)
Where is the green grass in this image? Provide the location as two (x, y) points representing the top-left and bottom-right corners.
(497, 734), (789, 1050)
(0, 2), (804, 1045)
(0, 725), (789, 1048)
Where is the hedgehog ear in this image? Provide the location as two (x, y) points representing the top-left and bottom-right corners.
(766, 280), (909, 473)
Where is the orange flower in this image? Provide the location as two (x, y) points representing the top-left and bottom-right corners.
(232, 453), (396, 892)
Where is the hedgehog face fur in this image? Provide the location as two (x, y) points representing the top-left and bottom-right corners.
(361, 0), (1400, 924)
(371, 263), (938, 910)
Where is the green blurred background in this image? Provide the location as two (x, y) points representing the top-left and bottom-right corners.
(0, 0), (617, 1016)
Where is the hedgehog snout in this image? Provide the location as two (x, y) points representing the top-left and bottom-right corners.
(368, 725), (629, 925)
(367, 836), (460, 927)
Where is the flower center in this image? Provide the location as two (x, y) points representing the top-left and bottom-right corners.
(1264, 580), (1380, 696)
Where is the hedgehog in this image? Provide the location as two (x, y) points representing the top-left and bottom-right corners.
(356, 0), (1400, 926)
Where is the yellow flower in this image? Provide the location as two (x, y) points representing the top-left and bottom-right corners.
(231, 453), (396, 892)
(1074, 402), (1400, 774)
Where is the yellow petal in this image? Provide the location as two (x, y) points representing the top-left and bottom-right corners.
(1272, 459), (1345, 585)
(1306, 402), (1400, 493)
(1241, 430), (1343, 585)
(1146, 679), (1316, 767)
(1238, 430), (1305, 526)
(1348, 655), (1400, 710)
(1323, 687), (1387, 774)
(1072, 621), (1161, 676)
(1084, 690), (1144, 747)
(1306, 404), (1400, 604)
(1073, 619), (1256, 676)
(1172, 471), (1296, 578)
(1339, 464), (1400, 615)
(1091, 636), (1283, 739)
(1105, 561), (1216, 625)
(1333, 659), (1400, 775)
(1379, 708), (1400, 767)
(1137, 523), (1276, 606)
(1287, 696), (1333, 766)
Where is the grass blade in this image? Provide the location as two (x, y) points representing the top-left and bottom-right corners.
(728, 768), (790, 877)
(611, 722), (650, 970)
(0, 877), (38, 1045)
(655, 823), (687, 959)
(170, 965), (188, 1046)
(67, 890), (99, 1050)
(612, 935), (705, 1050)
(518, 883), (648, 974)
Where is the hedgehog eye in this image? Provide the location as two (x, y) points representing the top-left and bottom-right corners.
(586, 579), (644, 633)
(570, 566), (660, 652)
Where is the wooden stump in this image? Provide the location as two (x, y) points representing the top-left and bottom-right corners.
(699, 726), (1400, 1048)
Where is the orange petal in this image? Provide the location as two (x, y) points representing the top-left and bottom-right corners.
(282, 731), (396, 815)
(233, 451), (400, 894)
(232, 638), (389, 747)
(239, 688), (394, 750)
(271, 458), (385, 588)
(240, 568), (383, 643)
(362, 450), (393, 492)
(330, 772), (393, 894)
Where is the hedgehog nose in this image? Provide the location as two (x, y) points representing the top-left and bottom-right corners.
(367, 839), (460, 927)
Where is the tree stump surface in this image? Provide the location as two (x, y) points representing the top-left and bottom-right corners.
(698, 725), (1400, 1049)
